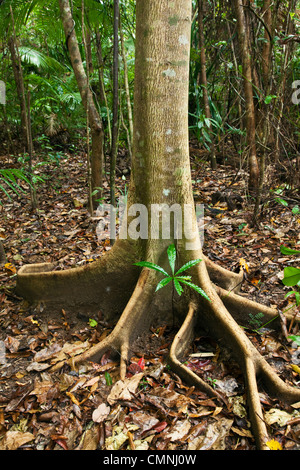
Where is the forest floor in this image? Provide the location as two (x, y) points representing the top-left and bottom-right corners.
(0, 146), (300, 451)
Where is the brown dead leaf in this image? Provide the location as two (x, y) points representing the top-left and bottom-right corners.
(0, 431), (35, 450)
(92, 403), (111, 423)
(107, 372), (144, 405)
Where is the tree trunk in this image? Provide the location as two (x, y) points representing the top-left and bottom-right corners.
(8, 6), (33, 154)
(17, 0), (300, 450)
(59, 0), (104, 209)
(253, 0), (273, 224)
(95, 30), (112, 149)
(197, 0), (217, 169)
(274, 0), (296, 162)
(233, 0), (260, 191)
(120, 24), (133, 158)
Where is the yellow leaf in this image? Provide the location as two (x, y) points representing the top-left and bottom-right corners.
(266, 439), (283, 450)
(239, 258), (249, 273)
(4, 263), (16, 274)
(66, 391), (81, 406)
(291, 364), (300, 375)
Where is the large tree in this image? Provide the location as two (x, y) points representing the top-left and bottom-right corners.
(16, 0), (300, 450)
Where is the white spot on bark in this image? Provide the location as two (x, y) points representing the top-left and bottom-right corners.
(166, 129), (172, 135)
(166, 146), (173, 153)
(163, 189), (171, 197)
(163, 68), (176, 78)
(179, 35), (189, 45)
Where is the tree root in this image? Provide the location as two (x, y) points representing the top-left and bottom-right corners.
(167, 302), (225, 401)
(51, 268), (158, 379)
(215, 285), (296, 327)
(195, 261), (300, 450)
(17, 250), (300, 450)
(16, 239), (141, 319)
(204, 255), (244, 292)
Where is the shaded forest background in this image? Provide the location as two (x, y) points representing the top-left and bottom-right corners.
(0, 0), (299, 206)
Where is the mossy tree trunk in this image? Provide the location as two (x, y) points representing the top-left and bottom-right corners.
(17, 0), (300, 450)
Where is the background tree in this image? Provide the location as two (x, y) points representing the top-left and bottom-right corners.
(59, 0), (104, 209)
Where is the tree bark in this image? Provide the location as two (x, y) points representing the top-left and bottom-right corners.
(95, 30), (112, 149)
(233, 0), (260, 191)
(253, 0), (273, 224)
(110, 0), (120, 212)
(8, 6), (33, 154)
(59, 0), (104, 209)
(120, 24), (133, 158)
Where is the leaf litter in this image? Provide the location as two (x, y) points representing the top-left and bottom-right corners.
(0, 151), (300, 450)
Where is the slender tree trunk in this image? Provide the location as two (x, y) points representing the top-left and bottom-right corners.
(8, 6), (33, 154)
(120, 24), (133, 158)
(234, 0), (260, 191)
(253, 0), (273, 224)
(27, 90), (38, 209)
(274, 0), (296, 162)
(59, 0), (104, 210)
(110, 0), (120, 212)
(197, 0), (217, 169)
(95, 30), (112, 149)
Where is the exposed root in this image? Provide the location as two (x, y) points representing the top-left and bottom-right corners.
(204, 255), (244, 293)
(168, 302), (224, 401)
(215, 284), (300, 328)
(51, 268), (158, 379)
(18, 248), (300, 450)
(195, 262), (300, 449)
(16, 239), (140, 316)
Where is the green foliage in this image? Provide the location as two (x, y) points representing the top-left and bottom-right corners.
(281, 245), (300, 287)
(104, 371), (113, 386)
(0, 167), (39, 204)
(89, 318), (98, 328)
(289, 335), (300, 347)
(134, 244), (210, 302)
(280, 246), (300, 330)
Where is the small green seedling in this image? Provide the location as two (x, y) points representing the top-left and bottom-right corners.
(88, 318), (98, 328)
(134, 244), (210, 302)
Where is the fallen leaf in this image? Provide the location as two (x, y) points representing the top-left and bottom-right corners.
(0, 431), (35, 450)
(188, 418), (233, 450)
(264, 408), (300, 427)
(166, 419), (191, 442)
(107, 372), (144, 405)
(4, 263), (16, 275)
(92, 403), (110, 423)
